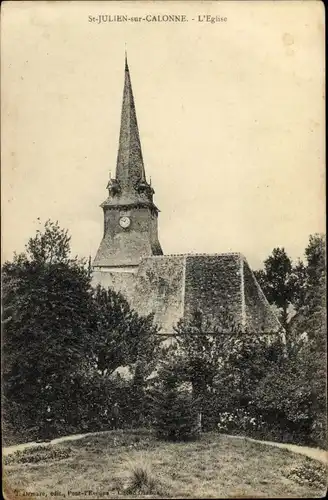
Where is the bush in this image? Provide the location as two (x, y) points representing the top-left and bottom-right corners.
(4, 445), (72, 465)
(125, 458), (164, 496)
(216, 409), (265, 435)
(285, 459), (327, 488)
(309, 413), (327, 450)
(150, 381), (199, 442)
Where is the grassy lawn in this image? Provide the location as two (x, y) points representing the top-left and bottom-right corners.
(3, 430), (327, 499)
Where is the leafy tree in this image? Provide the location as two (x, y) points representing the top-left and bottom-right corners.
(254, 248), (295, 331)
(149, 359), (199, 441)
(173, 311), (229, 422)
(2, 220), (92, 439)
(254, 234), (326, 447)
(163, 309), (254, 431)
(251, 333), (325, 447)
(287, 234), (325, 342)
(302, 234), (326, 338)
(162, 309), (287, 436)
(305, 233), (325, 287)
(2, 220), (164, 441)
(289, 234), (326, 447)
(86, 285), (160, 378)
(289, 259), (308, 312)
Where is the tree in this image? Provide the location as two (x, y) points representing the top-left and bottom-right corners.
(86, 285), (161, 378)
(149, 359), (199, 442)
(303, 233), (326, 330)
(2, 220), (92, 440)
(288, 234), (326, 341)
(288, 259), (308, 313)
(250, 332), (326, 446)
(253, 234), (326, 446)
(2, 220), (164, 441)
(166, 309), (248, 431)
(288, 234), (326, 447)
(254, 248), (297, 333)
(155, 309), (286, 435)
(305, 234), (325, 286)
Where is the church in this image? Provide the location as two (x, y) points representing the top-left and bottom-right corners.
(92, 56), (281, 335)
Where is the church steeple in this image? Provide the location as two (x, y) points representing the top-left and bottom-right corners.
(103, 54), (155, 207)
(93, 55), (163, 269)
(116, 53), (146, 189)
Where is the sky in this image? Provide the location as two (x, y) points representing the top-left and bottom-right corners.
(2, 1), (325, 269)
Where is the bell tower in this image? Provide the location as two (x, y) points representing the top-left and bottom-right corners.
(93, 55), (163, 271)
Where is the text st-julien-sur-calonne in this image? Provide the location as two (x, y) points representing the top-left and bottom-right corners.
(88, 14), (228, 24)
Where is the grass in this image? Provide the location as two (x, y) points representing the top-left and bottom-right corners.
(3, 430), (327, 499)
(124, 455), (167, 496)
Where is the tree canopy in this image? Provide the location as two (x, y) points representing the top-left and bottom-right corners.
(2, 220), (160, 442)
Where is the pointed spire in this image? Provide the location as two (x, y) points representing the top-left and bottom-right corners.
(116, 52), (146, 190)
(125, 44), (128, 70)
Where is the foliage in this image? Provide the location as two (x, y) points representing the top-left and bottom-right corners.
(305, 234), (326, 289)
(254, 247), (296, 330)
(149, 358), (199, 442)
(82, 285), (161, 430)
(291, 234), (326, 337)
(2, 220), (93, 438)
(86, 285), (160, 378)
(254, 233), (326, 335)
(253, 235), (326, 447)
(217, 320), (326, 447)
(289, 234), (326, 447)
(125, 457), (165, 496)
(289, 259), (308, 311)
(170, 309), (287, 433)
(4, 431), (324, 499)
(2, 220), (161, 442)
(285, 460), (327, 489)
(3, 221), (325, 449)
(169, 304), (324, 447)
(216, 409), (265, 434)
(4, 445), (72, 465)
(224, 329), (285, 391)
(172, 310), (240, 414)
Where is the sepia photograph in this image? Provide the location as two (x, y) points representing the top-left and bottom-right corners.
(1, 0), (326, 498)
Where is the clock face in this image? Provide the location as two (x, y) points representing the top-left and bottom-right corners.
(119, 216), (131, 229)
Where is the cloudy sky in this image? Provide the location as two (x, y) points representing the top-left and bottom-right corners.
(2, 1), (325, 269)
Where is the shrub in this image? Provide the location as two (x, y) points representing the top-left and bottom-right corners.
(216, 409), (265, 435)
(151, 381), (199, 442)
(4, 445), (72, 465)
(125, 458), (165, 496)
(285, 459), (327, 488)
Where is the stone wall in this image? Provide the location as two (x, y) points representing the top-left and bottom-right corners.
(132, 256), (185, 333)
(92, 269), (137, 305)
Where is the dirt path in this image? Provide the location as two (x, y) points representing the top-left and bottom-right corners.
(2, 432), (100, 457)
(224, 434), (328, 464)
(3, 431), (328, 464)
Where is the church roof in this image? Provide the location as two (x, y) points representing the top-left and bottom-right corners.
(92, 253), (282, 334)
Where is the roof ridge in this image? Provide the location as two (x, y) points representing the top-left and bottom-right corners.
(143, 252), (245, 259)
